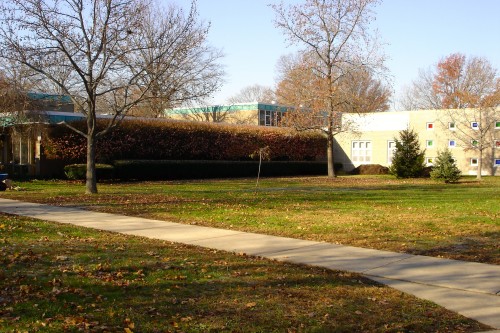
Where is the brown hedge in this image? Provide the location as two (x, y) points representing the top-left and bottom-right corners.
(43, 119), (326, 163)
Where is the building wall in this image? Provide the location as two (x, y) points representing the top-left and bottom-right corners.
(164, 102), (287, 126)
(334, 109), (500, 176)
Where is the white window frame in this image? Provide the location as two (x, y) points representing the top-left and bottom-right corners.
(426, 157), (434, 166)
(471, 121), (479, 130)
(494, 159), (500, 167)
(426, 122), (434, 130)
(351, 140), (372, 164)
(426, 140), (434, 148)
(471, 139), (479, 147)
(495, 121), (500, 129)
(448, 122), (456, 130)
(494, 140), (500, 149)
(387, 140), (396, 164)
(448, 139), (456, 148)
(470, 158), (479, 166)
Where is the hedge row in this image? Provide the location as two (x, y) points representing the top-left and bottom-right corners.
(43, 119), (327, 164)
(114, 160), (328, 180)
(60, 160), (329, 180)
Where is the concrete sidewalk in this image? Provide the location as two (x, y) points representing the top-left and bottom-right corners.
(0, 197), (499, 330)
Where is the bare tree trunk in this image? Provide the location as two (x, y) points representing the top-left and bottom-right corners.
(477, 150), (483, 180)
(86, 133), (98, 194)
(327, 133), (336, 178)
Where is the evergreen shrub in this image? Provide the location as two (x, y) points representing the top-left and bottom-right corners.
(430, 149), (461, 183)
(389, 129), (426, 178)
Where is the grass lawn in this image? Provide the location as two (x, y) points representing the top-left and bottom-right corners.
(0, 213), (492, 332)
(2, 175), (499, 264)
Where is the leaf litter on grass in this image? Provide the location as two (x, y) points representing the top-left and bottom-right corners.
(0, 213), (493, 332)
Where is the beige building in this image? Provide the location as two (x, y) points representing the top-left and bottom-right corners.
(165, 102), (287, 126)
(333, 108), (500, 176)
(167, 103), (500, 176)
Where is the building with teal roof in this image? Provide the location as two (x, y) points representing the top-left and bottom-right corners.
(165, 102), (289, 126)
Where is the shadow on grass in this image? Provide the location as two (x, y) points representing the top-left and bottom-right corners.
(1, 214), (491, 333)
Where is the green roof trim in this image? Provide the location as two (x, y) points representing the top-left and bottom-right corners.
(27, 92), (72, 104)
(0, 112), (85, 127)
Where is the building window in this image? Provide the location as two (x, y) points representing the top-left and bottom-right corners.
(426, 140), (434, 148)
(426, 122), (434, 130)
(495, 159), (500, 167)
(448, 140), (456, 148)
(448, 122), (456, 130)
(470, 158), (479, 166)
(259, 110), (282, 126)
(387, 140), (396, 164)
(426, 157), (434, 166)
(471, 139), (479, 147)
(495, 140), (500, 149)
(352, 141), (372, 164)
(495, 121), (500, 129)
(471, 121), (479, 130)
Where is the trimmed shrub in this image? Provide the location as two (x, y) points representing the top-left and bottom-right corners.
(64, 164), (114, 180)
(430, 149), (461, 183)
(113, 160), (327, 180)
(44, 119), (326, 164)
(350, 164), (389, 175)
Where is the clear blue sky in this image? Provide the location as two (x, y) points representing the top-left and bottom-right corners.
(173, 0), (500, 109)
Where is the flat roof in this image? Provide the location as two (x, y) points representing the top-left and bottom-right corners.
(165, 102), (290, 115)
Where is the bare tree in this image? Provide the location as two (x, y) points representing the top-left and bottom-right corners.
(0, 64), (50, 125)
(129, 2), (224, 118)
(226, 84), (275, 104)
(340, 68), (391, 113)
(399, 53), (500, 179)
(0, 69), (29, 119)
(276, 53), (390, 114)
(398, 68), (441, 111)
(0, 0), (223, 193)
(271, 0), (387, 177)
(399, 53), (499, 110)
(439, 99), (500, 180)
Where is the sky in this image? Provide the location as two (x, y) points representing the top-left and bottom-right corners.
(172, 0), (500, 109)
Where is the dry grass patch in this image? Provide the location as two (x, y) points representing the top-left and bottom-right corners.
(0, 214), (492, 332)
(2, 176), (499, 264)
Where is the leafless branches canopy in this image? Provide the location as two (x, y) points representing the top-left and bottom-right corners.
(399, 53), (499, 111)
(271, 0), (387, 177)
(226, 85), (276, 105)
(0, 0), (224, 193)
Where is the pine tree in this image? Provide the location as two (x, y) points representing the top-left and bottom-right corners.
(389, 129), (426, 178)
(430, 149), (461, 183)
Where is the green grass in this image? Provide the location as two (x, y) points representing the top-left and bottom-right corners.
(3, 175), (499, 264)
(0, 214), (491, 332)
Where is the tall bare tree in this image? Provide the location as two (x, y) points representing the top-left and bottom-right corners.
(399, 53), (500, 179)
(399, 53), (499, 110)
(271, 0), (386, 178)
(399, 68), (441, 111)
(0, 0), (224, 193)
(275, 53), (390, 114)
(129, 2), (224, 118)
(0, 69), (29, 117)
(439, 91), (500, 180)
(226, 84), (275, 104)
